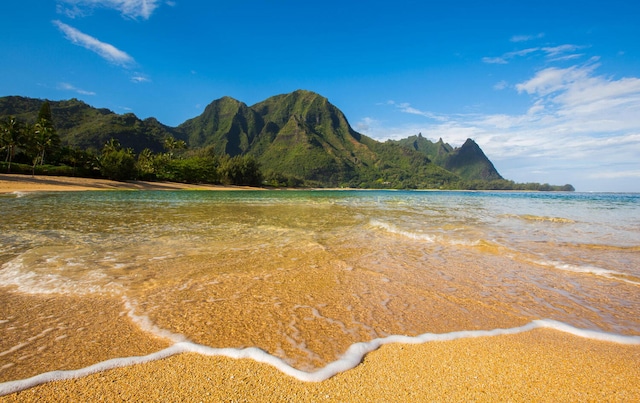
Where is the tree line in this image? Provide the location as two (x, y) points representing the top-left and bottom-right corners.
(1, 102), (263, 186)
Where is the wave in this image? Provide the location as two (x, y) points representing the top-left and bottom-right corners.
(369, 219), (479, 246)
(2, 319), (639, 396)
(501, 214), (576, 224)
(533, 259), (640, 285)
(0, 256), (123, 296)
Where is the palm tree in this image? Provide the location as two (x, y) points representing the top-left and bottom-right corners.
(31, 118), (59, 163)
(163, 136), (186, 159)
(0, 116), (25, 173)
(136, 148), (155, 178)
(103, 138), (122, 153)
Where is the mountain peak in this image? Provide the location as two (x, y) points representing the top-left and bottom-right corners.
(444, 138), (502, 181)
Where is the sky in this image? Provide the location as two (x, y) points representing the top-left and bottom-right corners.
(1, 0), (639, 191)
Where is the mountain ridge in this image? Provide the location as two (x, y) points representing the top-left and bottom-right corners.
(0, 90), (571, 189)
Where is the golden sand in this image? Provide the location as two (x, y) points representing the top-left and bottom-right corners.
(0, 174), (259, 193)
(2, 329), (639, 402)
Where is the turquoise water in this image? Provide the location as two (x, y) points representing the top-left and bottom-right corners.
(1, 190), (639, 385)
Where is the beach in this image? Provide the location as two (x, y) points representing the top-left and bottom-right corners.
(1, 177), (639, 401)
(0, 174), (258, 193)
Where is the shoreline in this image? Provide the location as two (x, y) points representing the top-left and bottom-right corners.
(0, 174), (261, 193)
(2, 327), (639, 401)
(1, 174), (587, 194)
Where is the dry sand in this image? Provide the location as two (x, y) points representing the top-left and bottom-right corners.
(0, 174), (259, 193)
(2, 329), (639, 402)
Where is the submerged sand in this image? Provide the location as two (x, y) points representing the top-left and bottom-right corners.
(0, 174), (259, 193)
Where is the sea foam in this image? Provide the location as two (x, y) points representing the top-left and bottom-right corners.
(534, 259), (640, 285)
(1, 319), (639, 396)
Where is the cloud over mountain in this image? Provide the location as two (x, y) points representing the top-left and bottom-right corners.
(53, 20), (135, 67)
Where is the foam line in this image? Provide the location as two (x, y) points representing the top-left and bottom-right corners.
(1, 320), (639, 396)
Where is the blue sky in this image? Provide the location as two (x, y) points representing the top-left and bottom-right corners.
(2, 0), (639, 191)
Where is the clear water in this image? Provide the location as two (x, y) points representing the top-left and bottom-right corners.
(1, 190), (639, 380)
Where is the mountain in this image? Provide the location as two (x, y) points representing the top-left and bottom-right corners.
(1, 91), (508, 188)
(177, 91), (365, 184)
(0, 96), (178, 153)
(391, 134), (502, 181)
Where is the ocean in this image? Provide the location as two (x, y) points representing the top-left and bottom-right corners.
(1, 190), (639, 392)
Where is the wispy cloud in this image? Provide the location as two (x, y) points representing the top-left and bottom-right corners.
(510, 33), (545, 42)
(493, 80), (508, 90)
(57, 0), (163, 20)
(386, 100), (449, 122)
(57, 82), (96, 95)
(53, 20), (135, 67)
(482, 44), (583, 64)
(130, 74), (151, 83)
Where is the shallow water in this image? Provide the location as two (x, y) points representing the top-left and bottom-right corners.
(1, 190), (639, 383)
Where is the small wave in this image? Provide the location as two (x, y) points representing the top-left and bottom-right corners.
(122, 297), (187, 344)
(369, 219), (437, 242)
(533, 259), (640, 285)
(505, 214), (575, 224)
(0, 257), (122, 295)
(1, 319), (638, 396)
(369, 219), (479, 246)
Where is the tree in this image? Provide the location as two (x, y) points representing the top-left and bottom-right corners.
(37, 101), (54, 124)
(136, 148), (156, 179)
(99, 138), (136, 180)
(0, 116), (25, 173)
(30, 119), (59, 167)
(102, 138), (122, 154)
(163, 136), (186, 159)
(219, 155), (262, 186)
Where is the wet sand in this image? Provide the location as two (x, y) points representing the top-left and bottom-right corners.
(0, 174), (259, 193)
(3, 329), (639, 402)
(0, 289), (171, 383)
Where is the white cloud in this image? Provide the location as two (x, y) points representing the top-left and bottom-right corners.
(131, 74), (151, 83)
(482, 56), (508, 65)
(386, 100), (448, 122)
(510, 33), (545, 42)
(483, 44), (583, 64)
(515, 64), (595, 96)
(57, 82), (96, 95)
(493, 80), (508, 90)
(355, 117), (376, 133)
(540, 44), (582, 57)
(53, 20), (135, 67)
(57, 0), (162, 20)
(590, 170), (640, 179)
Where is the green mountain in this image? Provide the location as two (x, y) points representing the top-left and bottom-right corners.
(177, 91), (364, 184)
(1, 91), (517, 188)
(0, 96), (178, 153)
(392, 134), (502, 181)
